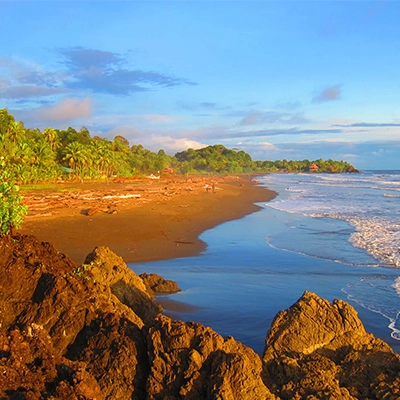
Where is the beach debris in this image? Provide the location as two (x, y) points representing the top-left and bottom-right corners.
(85, 208), (99, 216)
(146, 174), (160, 180)
(102, 194), (141, 199)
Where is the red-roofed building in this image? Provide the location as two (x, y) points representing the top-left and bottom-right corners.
(309, 163), (319, 171)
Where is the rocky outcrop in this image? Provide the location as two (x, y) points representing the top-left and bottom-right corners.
(0, 235), (160, 399)
(145, 314), (275, 399)
(140, 272), (182, 294)
(262, 291), (400, 399)
(84, 246), (161, 323)
(0, 325), (103, 399)
(1, 235), (400, 399)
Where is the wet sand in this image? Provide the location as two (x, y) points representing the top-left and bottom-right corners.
(19, 175), (276, 265)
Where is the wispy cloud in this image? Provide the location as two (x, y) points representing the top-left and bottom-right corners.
(313, 85), (341, 103)
(332, 122), (400, 128)
(0, 85), (66, 100)
(221, 127), (342, 140)
(0, 56), (67, 99)
(41, 97), (93, 122)
(239, 110), (309, 126)
(0, 47), (196, 104)
(15, 97), (92, 125)
(178, 101), (230, 112)
(59, 46), (196, 95)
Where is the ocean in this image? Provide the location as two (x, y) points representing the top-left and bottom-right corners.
(129, 171), (400, 355)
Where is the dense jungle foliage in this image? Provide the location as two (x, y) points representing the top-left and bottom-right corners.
(0, 109), (357, 183)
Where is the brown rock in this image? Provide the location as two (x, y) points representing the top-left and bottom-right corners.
(0, 235), (159, 398)
(65, 311), (149, 400)
(146, 314), (276, 399)
(140, 272), (181, 294)
(0, 325), (103, 400)
(84, 246), (161, 322)
(262, 291), (400, 399)
(2, 235), (400, 399)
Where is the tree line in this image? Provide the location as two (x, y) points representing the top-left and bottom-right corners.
(0, 109), (357, 184)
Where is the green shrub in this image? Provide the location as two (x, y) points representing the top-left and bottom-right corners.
(0, 162), (28, 236)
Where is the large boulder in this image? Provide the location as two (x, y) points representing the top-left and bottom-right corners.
(262, 291), (400, 399)
(146, 314), (276, 400)
(65, 310), (149, 400)
(84, 246), (161, 324)
(0, 235), (160, 398)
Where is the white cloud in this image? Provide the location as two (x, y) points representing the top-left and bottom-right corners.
(147, 136), (207, 153)
(260, 142), (279, 150)
(342, 153), (359, 159)
(36, 97), (92, 122)
(14, 97), (92, 126)
(107, 125), (207, 154)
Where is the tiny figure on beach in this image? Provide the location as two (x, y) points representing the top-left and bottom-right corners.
(205, 184), (210, 192)
(212, 183), (215, 193)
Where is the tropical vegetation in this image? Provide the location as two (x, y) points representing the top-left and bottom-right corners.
(0, 108), (357, 185)
(0, 164), (28, 236)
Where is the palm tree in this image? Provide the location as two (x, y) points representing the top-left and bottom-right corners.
(90, 139), (113, 176)
(62, 142), (88, 176)
(42, 127), (60, 152)
(8, 121), (24, 144)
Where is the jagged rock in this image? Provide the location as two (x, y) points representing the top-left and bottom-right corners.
(0, 236), (147, 355)
(0, 325), (103, 400)
(262, 291), (400, 399)
(0, 235), (77, 330)
(146, 314), (276, 400)
(0, 235), (160, 398)
(84, 246), (161, 323)
(140, 272), (181, 294)
(1, 235), (400, 399)
(65, 310), (150, 400)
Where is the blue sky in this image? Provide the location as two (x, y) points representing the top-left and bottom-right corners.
(1, 1), (400, 170)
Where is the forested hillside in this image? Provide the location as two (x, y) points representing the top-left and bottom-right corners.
(0, 109), (357, 183)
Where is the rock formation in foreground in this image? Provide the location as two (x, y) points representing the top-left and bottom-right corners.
(263, 291), (400, 399)
(0, 234), (399, 399)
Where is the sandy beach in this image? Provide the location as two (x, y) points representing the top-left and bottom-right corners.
(18, 175), (276, 265)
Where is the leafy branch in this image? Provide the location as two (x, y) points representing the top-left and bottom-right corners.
(0, 159), (28, 236)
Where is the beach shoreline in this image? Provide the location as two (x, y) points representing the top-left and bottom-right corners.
(19, 175), (277, 265)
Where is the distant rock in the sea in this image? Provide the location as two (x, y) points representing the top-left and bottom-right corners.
(0, 234), (399, 399)
(140, 272), (182, 294)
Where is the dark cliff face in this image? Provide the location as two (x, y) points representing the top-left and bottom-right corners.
(0, 235), (399, 399)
